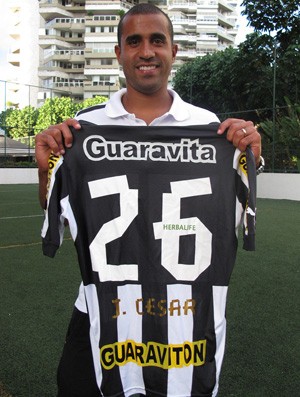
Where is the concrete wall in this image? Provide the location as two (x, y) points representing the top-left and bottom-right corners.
(257, 173), (300, 201)
(1, 169), (300, 201)
(0, 168), (38, 184)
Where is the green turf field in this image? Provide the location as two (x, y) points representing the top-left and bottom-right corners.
(0, 184), (299, 396)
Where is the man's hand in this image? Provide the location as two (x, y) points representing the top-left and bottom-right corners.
(35, 118), (81, 208)
(35, 118), (81, 172)
(218, 118), (262, 166)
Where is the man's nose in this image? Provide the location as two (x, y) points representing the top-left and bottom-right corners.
(139, 40), (155, 59)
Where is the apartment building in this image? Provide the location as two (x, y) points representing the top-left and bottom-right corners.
(5, 0), (40, 109)
(38, 0), (237, 103)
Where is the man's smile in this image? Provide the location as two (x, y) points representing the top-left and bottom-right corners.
(137, 65), (159, 71)
(139, 65), (157, 70)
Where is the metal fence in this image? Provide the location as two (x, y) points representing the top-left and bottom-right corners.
(0, 80), (299, 172)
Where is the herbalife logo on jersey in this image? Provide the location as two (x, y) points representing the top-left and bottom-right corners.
(83, 135), (216, 163)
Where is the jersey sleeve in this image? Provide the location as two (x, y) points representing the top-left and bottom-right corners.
(41, 153), (69, 258)
(243, 148), (257, 250)
(235, 147), (257, 251)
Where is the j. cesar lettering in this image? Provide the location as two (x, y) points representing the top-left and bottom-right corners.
(112, 297), (196, 318)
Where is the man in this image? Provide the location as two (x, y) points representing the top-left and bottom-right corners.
(36, 4), (262, 397)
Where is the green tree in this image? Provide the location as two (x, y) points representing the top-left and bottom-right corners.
(0, 108), (14, 135)
(241, 0), (300, 99)
(76, 95), (108, 112)
(34, 96), (108, 134)
(241, 0), (300, 171)
(173, 40), (273, 120)
(260, 98), (300, 171)
(276, 43), (300, 103)
(5, 106), (38, 140)
(173, 48), (239, 113)
(173, 29), (299, 118)
(34, 97), (77, 134)
(241, 0), (300, 41)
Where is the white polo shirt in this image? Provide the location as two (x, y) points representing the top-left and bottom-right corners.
(76, 88), (219, 126)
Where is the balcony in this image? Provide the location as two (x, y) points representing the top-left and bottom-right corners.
(39, 65), (85, 75)
(49, 48), (84, 58)
(197, 0), (218, 7)
(53, 81), (84, 95)
(218, 12), (235, 28)
(46, 18), (85, 32)
(217, 26), (235, 43)
(84, 32), (117, 41)
(84, 68), (118, 76)
(84, 48), (116, 58)
(85, 0), (122, 12)
(171, 18), (197, 27)
(168, 1), (197, 13)
(197, 15), (218, 25)
(9, 26), (21, 40)
(8, 53), (20, 67)
(197, 33), (218, 44)
(84, 80), (119, 94)
(176, 49), (198, 59)
(85, 0), (135, 12)
(175, 34), (197, 43)
(84, 61), (118, 70)
(85, 14), (119, 27)
(39, 3), (74, 20)
(38, 69), (70, 80)
(219, 0), (234, 13)
(39, 35), (83, 48)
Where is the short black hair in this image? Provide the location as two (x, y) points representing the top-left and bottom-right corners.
(117, 4), (174, 46)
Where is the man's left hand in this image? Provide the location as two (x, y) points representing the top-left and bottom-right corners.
(218, 118), (262, 166)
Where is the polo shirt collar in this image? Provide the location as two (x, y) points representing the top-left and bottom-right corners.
(167, 90), (190, 122)
(105, 88), (128, 118)
(105, 88), (190, 122)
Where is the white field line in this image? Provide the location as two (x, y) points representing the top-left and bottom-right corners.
(0, 237), (72, 249)
(0, 214), (43, 220)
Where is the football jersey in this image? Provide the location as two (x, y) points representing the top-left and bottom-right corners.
(42, 121), (256, 397)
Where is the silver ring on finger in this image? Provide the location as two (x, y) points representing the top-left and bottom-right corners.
(242, 128), (247, 136)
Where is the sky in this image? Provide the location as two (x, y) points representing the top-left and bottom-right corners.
(235, 4), (254, 44)
(0, 2), (253, 110)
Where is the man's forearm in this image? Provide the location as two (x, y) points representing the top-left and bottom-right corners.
(38, 169), (48, 210)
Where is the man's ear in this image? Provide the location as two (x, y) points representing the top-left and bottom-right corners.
(172, 44), (178, 62)
(115, 45), (121, 63)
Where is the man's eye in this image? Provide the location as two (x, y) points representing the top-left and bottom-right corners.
(153, 38), (164, 45)
(128, 39), (139, 46)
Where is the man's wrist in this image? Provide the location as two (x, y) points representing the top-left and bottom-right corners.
(256, 156), (265, 175)
(38, 168), (48, 176)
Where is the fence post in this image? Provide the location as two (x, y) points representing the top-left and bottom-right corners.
(272, 38), (277, 172)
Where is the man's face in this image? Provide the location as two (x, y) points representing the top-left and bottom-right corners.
(115, 13), (178, 95)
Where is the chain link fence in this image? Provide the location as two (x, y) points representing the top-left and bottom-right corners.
(1, 80), (299, 172)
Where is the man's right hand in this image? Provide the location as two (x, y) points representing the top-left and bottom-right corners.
(35, 118), (81, 172)
(35, 118), (81, 208)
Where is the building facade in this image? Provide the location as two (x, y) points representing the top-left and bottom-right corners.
(37, 0), (238, 104)
(4, 0), (40, 109)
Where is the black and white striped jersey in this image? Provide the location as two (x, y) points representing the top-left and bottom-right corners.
(42, 121), (256, 397)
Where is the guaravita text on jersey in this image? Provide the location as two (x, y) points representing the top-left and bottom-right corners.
(83, 135), (216, 163)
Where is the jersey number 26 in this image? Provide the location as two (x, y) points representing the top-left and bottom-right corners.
(88, 175), (212, 282)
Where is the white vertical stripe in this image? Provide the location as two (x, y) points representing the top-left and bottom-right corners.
(167, 284), (193, 396)
(60, 195), (78, 242)
(117, 284), (146, 397)
(235, 197), (244, 236)
(212, 286), (228, 397)
(84, 284), (103, 395)
(74, 282), (88, 313)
